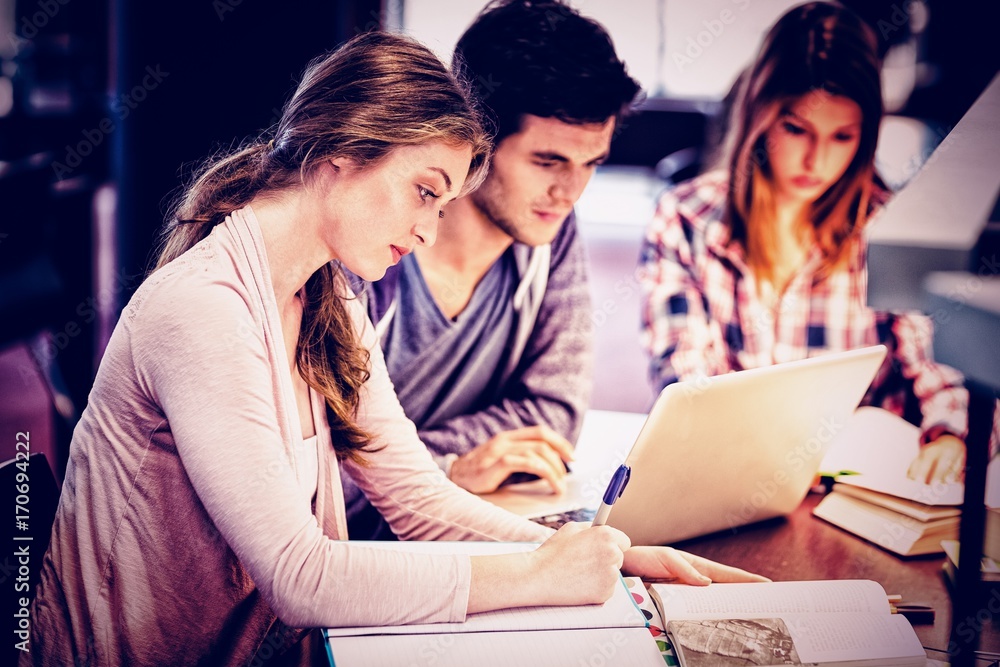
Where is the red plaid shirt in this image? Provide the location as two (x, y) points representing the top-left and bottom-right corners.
(638, 170), (974, 444)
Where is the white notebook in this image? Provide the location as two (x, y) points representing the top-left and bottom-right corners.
(324, 541), (664, 667)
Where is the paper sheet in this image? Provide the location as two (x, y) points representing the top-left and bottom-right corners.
(325, 541), (646, 637)
(327, 627), (665, 667)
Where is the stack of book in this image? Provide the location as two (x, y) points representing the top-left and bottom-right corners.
(813, 475), (962, 556)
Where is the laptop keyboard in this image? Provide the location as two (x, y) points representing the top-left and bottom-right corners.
(529, 507), (597, 529)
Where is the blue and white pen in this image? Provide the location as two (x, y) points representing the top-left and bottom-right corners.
(592, 464), (631, 526)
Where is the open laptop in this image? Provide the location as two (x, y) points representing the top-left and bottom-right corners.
(483, 345), (887, 545)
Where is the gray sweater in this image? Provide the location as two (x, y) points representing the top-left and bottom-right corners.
(344, 213), (595, 537)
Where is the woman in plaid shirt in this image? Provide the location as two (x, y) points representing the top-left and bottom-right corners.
(638, 2), (990, 485)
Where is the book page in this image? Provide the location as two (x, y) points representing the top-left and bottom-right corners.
(781, 613), (924, 664)
(819, 407), (919, 478)
(651, 580), (890, 621)
(666, 614), (924, 666)
(819, 407), (965, 506)
(326, 541), (646, 637)
(327, 627), (666, 667)
(837, 474), (963, 506)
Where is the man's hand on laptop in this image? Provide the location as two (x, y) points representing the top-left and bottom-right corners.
(449, 425), (574, 494)
(621, 546), (771, 585)
(907, 434), (966, 485)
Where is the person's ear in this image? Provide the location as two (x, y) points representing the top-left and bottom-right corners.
(328, 156), (359, 175)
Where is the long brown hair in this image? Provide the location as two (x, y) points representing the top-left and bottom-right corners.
(155, 32), (491, 462)
(724, 2), (882, 283)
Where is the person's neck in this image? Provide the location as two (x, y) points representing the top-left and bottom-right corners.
(249, 190), (333, 315)
(760, 195), (815, 297)
(771, 195), (819, 263)
(415, 195), (514, 283)
(772, 195), (811, 238)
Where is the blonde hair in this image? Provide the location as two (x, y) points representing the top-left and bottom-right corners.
(724, 2), (882, 283)
(155, 32), (492, 462)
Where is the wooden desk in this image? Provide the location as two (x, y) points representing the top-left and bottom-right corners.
(673, 491), (1000, 660)
(486, 410), (1000, 662)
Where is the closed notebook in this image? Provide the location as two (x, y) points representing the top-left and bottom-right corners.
(650, 579), (925, 667)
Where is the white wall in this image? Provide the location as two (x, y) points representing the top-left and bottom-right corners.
(399, 0), (801, 101)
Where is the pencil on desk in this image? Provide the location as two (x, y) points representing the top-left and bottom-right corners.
(890, 602), (935, 624)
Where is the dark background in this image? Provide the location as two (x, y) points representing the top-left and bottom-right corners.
(0, 0), (996, 477)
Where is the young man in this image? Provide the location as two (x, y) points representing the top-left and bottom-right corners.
(344, 0), (641, 538)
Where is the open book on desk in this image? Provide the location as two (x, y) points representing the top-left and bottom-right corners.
(650, 579), (925, 667)
(324, 541), (665, 667)
(814, 407), (964, 556)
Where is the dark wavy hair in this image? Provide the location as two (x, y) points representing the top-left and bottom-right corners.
(453, 0), (641, 144)
(724, 1), (883, 282)
(155, 31), (491, 462)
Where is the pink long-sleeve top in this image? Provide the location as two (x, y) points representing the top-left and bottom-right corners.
(24, 207), (552, 667)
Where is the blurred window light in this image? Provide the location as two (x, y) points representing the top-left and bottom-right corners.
(875, 115), (947, 192)
(0, 76), (12, 116)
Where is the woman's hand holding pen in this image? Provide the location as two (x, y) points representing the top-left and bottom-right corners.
(468, 521), (630, 613)
(586, 464), (769, 588)
(532, 522), (631, 605)
(528, 522), (771, 605)
(469, 523), (769, 614)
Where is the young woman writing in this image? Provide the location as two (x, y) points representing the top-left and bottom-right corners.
(26, 31), (762, 667)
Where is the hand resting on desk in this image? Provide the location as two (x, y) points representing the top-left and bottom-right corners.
(622, 546), (771, 586)
(449, 425), (574, 494)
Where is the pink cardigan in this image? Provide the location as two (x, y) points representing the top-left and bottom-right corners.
(24, 208), (551, 666)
